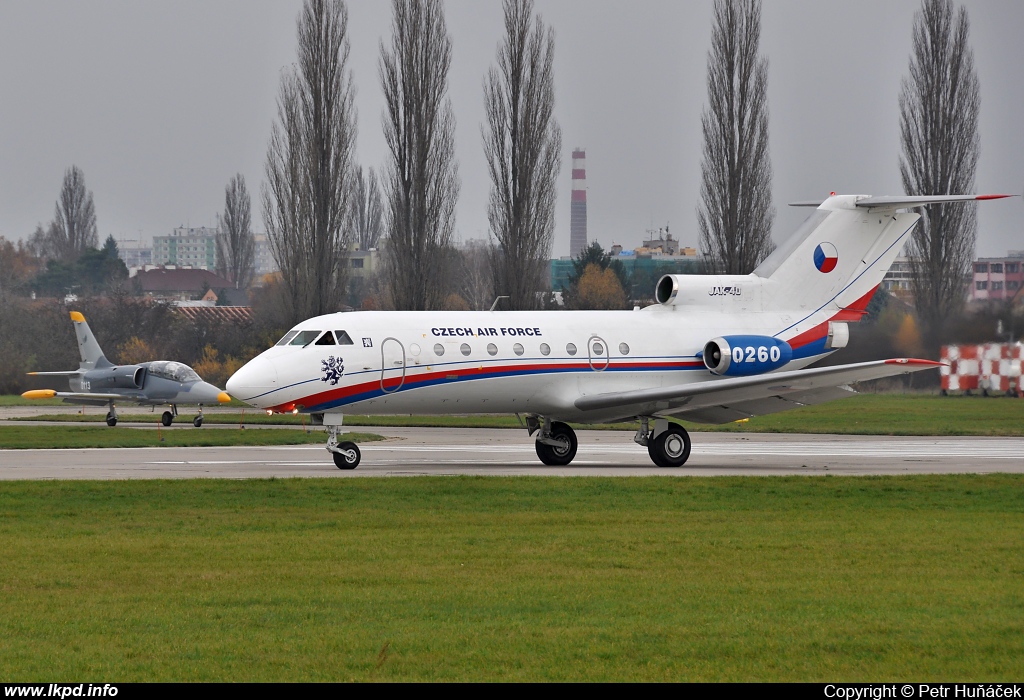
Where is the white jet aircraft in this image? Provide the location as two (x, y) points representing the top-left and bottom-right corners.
(226, 194), (1014, 469)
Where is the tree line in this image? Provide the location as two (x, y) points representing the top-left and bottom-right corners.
(0, 0), (994, 378)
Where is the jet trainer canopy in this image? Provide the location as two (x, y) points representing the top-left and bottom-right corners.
(146, 361), (201, 384)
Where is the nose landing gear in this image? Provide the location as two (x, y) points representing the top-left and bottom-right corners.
(105, 401), (118, 427)
(326, 423), (361, 469)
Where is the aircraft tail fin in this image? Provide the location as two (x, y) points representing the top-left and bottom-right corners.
(756, 194), (1015, 318)
(70, 311), (111, 370)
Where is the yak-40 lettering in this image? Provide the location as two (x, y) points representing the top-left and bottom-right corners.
(225, 193), (1016, 470)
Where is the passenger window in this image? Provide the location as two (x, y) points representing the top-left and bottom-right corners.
(513, 343), (524, 356)
(290, 330), (321, 346)
(276, 331), (299, 346)
(335, 331), (354, 345)
(460, 343), (471, 356)
(619, 343), (630, 355)
(434, 344), (445, 356)
(540, 343), (550, 356)
(566, 343), (577, 356)
(315, 331), (336, 346)
(487, 343), (498, 356)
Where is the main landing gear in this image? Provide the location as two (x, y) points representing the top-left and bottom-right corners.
(634, 417), (691, 468)
(326, 424), (361, 470)
(525, 416), (579, 466)
(105, 401), (118, 427)
(522, 415), (691, 468)
(160, 405), (177, 427)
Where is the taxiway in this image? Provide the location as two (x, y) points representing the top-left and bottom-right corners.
(1, 427), (1021, 479)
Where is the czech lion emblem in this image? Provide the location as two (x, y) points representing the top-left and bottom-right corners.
(321, 356), (344, 385)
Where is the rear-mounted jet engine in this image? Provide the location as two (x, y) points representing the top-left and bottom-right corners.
(702, 336), (793, 376)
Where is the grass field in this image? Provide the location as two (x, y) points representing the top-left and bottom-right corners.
(13, 394), (1024, 436)
(0, 426), (382, 450)
(0, 476), (1021, 681)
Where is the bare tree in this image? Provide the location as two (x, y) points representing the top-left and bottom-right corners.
(263, 0), (357, 322)
(216, 174), (256, 289)
(483, 0), (561, 310)
(900, 0), (980, 341)
(697, 0), (774, 275)
(457, 241), (495, 311)
(379, 0), (460, 311)
(50, 165), (98, 262)
(349, 165), (383, 251)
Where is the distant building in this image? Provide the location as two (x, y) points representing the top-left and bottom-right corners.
(253, 233), (278, 277)
(641, 227), (683, 256)
(134, 266), (236, 302)
(881, 256), (916, 303)
(152, 226), (218, 271)
(970, 251), (1024, 304)
(551, 235), (699, 294)
(116, 239), (152, 269)
(569, 148), (588, 258)
(347, 248), (379, 281)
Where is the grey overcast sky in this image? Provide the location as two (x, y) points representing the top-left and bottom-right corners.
(1, 0), (1021, 258)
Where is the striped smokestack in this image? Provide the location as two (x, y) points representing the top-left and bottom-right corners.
(569, 148), (587, 258)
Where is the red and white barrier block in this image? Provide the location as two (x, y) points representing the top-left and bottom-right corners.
(941, 343), (1023, 396)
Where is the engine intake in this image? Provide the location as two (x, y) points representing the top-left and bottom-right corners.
(83, 365), (146, 390)
(702, 336), (793, 376)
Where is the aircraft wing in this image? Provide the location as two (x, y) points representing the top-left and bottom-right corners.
(21, 389), (149, 405)
(574, 358), (942, 424)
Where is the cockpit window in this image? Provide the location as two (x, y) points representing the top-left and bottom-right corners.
(147, 361), (201, 384)
(276, 330), (299, 346)
(315, 331), (336, 346)
(335, 331), (354, 345)
(290, 330), (321, 347)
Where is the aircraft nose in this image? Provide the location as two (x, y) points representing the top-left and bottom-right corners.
(194, 381), (228, 405)
(226, 356), (278, 404)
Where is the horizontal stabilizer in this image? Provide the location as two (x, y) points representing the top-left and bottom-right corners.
(855, 194), (1016, 208)
(789, 194), (1016, 209)
(574, 358), (942, 416)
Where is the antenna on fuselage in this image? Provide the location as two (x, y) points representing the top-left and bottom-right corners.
(489, 296), (510, 312)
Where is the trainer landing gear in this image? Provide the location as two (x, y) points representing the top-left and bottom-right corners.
(193, 415), (204, 428)
(526, 416), (578, 466)
(326, 425), (360, 469)
(161, 404), (178, 427)
(105, 402), (118, 427)
(635, 417), (691, 468)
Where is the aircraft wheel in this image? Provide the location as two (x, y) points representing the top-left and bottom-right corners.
(193, 415), (203, 428)
(332, 442), (361, 470)
(161, 411), (174, 427)
(648, 424), (691, 468)
(105, 412), (117, 427)
(535, 421), (578, 466)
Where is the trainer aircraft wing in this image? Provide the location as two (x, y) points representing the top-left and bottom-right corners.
(574, 359), (942, 424)
(21, 389), (136, 403)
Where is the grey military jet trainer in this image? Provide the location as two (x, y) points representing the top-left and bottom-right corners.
(21, 311), (230, 427)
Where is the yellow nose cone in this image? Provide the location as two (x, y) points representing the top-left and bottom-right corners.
(217, 392), (231, 404)
(69, 311), (85, 323)
(22, 389), (57, 399)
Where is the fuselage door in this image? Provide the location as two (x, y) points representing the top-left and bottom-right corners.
(380, 337), (406, 393)
(588, 335), (609, 371)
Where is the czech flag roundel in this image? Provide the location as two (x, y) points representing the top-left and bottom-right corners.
(813, 242), (838, 273)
